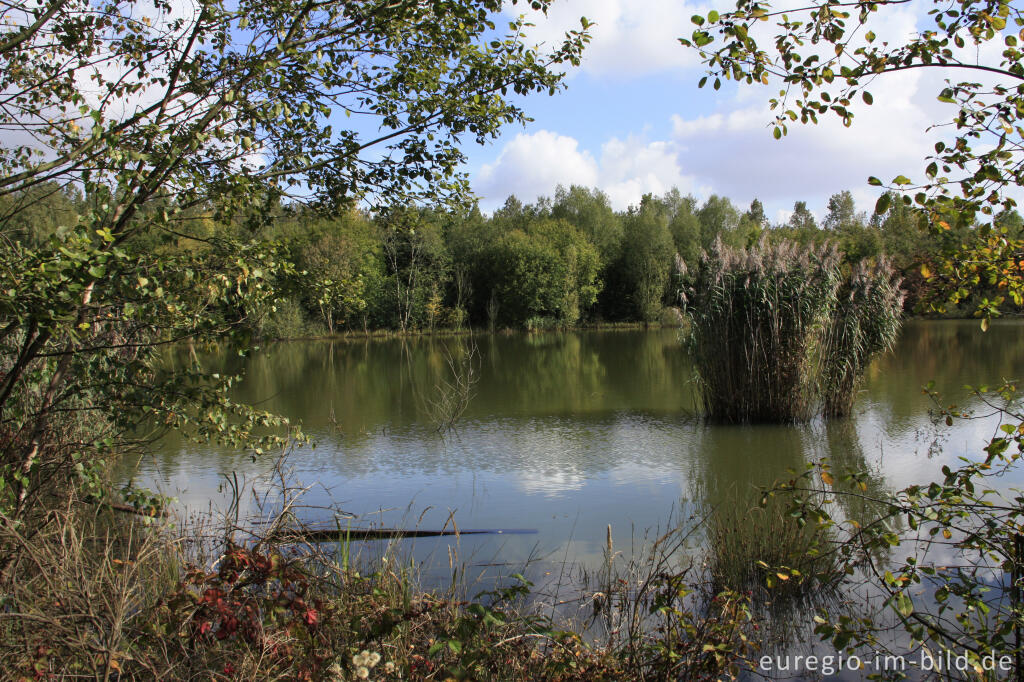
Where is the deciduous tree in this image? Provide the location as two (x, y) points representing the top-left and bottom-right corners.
(0, 0), (589, 530)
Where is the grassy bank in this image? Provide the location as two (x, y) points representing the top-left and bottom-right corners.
(0, 465), (758, 681)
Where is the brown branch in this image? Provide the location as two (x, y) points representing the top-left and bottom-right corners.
(0, 0), (72, 55)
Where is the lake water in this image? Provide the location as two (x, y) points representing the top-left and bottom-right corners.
(123, 320), (1024, 663)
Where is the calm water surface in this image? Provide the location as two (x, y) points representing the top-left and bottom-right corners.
(124, 320), (1024, 591)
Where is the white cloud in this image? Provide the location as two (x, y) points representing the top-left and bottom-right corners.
(475, 62), (943, 216)
(509, 0), (722, 78)
(775, 208), (794, 226)
(480, 0), (1022, 218)
(667, 63), (940, 216)
(476, 131), (599, 206)
(599, 136), (695, 208)
(474, 130), (699, 210)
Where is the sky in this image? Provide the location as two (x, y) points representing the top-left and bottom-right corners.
(460, 0), (970, 224)
(35, 0), (997, 225)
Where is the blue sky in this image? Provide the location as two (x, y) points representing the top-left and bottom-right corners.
(459, 0), (970, 224)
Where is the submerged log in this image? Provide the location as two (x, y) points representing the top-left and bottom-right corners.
(292, 527), (538, 542)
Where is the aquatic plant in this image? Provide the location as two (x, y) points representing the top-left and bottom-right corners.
(819, 259), (904, 417)
(682, 237), (841, 422)
(682, 237), (902, 422)
(704, 492), (846, 627)
(423, 339), (480, 433)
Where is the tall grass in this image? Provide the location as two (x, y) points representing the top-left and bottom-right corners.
(682, 238), (902, 423)
(820, 258), (904, 417)
(704, 494), (845, 622)
(683, 237), (841, 423)
(0, 452), (763, 680)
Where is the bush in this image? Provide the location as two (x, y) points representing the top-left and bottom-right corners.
(477, 219), (601, 328)
(525, 315), (562, 331)
(658, 306), (685, 327)
(260, 297), (314, 340)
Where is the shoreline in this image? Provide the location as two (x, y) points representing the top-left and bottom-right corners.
(253, 314), (1023, 343)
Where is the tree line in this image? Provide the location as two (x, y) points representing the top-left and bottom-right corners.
(5, 182), (1014, 336)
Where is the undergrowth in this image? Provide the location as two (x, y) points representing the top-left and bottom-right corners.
(0, 460), (761, 681)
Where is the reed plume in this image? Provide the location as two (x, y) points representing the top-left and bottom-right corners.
(683, 237), (902, 423)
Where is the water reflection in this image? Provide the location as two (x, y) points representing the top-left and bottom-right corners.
(123, 322), (1024, 590)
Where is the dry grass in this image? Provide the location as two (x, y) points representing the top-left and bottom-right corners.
(0, 455), (761, 681)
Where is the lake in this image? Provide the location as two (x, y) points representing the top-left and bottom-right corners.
(122, 320), (1024, 662)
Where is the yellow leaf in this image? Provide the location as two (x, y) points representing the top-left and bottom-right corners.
(920, 263), (932, 278)
(821, 471), (834, 486)
(776, 572), (790, 581)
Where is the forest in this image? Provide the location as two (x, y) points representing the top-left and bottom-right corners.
(4, 181), (1006, 337)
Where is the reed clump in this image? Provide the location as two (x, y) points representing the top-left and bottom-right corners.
(820, 258), (904, 417)
(704, 495), (845, 621)
(683, 237), (841, 423)
(682, 237), (902, 423)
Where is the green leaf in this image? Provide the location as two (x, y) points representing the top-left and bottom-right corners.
(693, 30), (712, 47)
(895, 592), (913, 618)
(875, 193), (891, 214)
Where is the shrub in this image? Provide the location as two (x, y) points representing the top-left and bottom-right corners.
(260, 297), (313, 340)
(478, 219), (601, 328)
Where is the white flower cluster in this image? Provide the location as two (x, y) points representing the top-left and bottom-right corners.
(352, 650), (382, 679)
(326, 649), (397, 680)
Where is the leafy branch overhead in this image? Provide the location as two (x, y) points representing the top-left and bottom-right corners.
(681, 1), (1024, 223)
(681, 0), (1024, 319)
(0, 0), (590, 524)
(2, 0), (591, 221)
